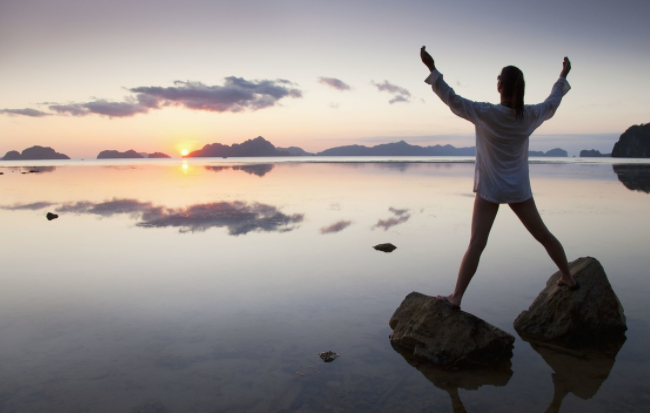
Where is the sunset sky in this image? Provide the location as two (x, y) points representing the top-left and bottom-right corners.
(1, 0), (648, 158)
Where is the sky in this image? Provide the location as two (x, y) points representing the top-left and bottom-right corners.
(1, 0), (649, 158)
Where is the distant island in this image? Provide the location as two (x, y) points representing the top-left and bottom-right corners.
(528, 148), (567, 157)
(315, 140), (476, 156)
(612, 123), (650, 158)
(97, 150), (170, 159)
(580, 149), (610, 157)
(186, 136), (292, 157)
(1, 145), (70, 160)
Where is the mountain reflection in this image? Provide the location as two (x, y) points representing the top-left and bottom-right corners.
(612, 164), (650, 193)
(205, 164), (274, 177)
(523, 336), (626, 413)
(391, 341), (513, 413)
(55, 198), (303, 235)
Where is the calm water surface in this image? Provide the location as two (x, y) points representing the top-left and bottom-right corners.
(1, 159), (649, 412)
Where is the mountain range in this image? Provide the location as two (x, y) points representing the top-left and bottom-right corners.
(3, 122), (649, 160)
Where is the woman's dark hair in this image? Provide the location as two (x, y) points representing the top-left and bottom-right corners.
(500, 66), (525, 120)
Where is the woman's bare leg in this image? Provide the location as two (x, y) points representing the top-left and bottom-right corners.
(508, 197), (576, 286)
(446, 195), (500, 307)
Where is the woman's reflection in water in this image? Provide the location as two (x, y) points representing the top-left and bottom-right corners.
(390, 342), (513, 413)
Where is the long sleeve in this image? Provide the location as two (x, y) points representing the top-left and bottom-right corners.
(425, 70), (483, 124)
(529, 78), (571, 126)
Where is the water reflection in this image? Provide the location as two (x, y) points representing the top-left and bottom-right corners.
(2, 198), (304, 235)
(205, 164), (275, 177)
(390, 341), (513, 413)
(523, 336), (626, 413)
(1, 202), (56, 211)
(320, 220), (352, 234)
(612, 164), (650, 193)
(372, 207), (411, 231)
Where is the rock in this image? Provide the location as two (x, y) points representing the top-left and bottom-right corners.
(318, 351), (339, 363)
(389, 292), (515, 367)
(373, 243), (397, 253)
(611, 122), (650, 158)
(514, 257), (626, 346)
(46, 212), (58, 220)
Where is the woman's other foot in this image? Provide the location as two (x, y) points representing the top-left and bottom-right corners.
(436, 295), (461, 310)
(557, 275), (580, 290)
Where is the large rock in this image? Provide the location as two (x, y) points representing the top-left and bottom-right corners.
(389, 292), (515, 367)
(514, 257), (626, 346)
(611, 122), (650, 158)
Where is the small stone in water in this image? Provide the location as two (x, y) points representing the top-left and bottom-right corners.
(319, 351), (339, 363)
(373, 243), (397, 253)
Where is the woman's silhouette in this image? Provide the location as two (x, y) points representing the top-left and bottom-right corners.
(420, 46), (578, 310)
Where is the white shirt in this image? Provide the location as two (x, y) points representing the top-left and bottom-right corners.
(425, 70), (571, 204)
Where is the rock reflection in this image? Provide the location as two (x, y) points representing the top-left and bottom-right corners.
(612, 164), (650, 193)
(205, 164), (274, 177)
(523, 336), (626, 413)
(55, 198), (303, 235)
(390, 341), (513, 413)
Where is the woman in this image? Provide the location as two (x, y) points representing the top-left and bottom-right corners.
(419, 46), (578, 310)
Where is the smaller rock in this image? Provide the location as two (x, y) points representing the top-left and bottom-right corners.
(390, 292), (514, 367)
(373, 243), (397, 253)
(318, 351), (339, 363)
(46, 212), (59, 221)
(28, 169), (41, 173)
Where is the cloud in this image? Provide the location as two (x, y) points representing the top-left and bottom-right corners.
(389, 207), (409, 216)
(371, 80), (411, 104)
(389, 95), (409, 104)
(318, 77), (351, 91)
(320, 220), (352, 234)
(130, 77), (302, 113)
(48, 94), (156, 118)
(55, 198), (303, 235)
(372, 207), (411, 231)
(0, 108), (50, 117)
(329, 102), (340, 109)
(38, 76), (302, 119)
(1, 202), (56, 211)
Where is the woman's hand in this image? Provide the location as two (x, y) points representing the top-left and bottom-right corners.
(421, 46), (435, 72)
(560, 57), (571, 79)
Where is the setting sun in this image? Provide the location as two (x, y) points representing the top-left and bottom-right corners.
(181, 149), (189, 156)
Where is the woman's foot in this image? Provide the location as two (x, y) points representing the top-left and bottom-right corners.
(436, 295), (461, 310)
(557, 275), (580, 290)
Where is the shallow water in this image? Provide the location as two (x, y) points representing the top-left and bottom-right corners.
(0, 159), (649, 412)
